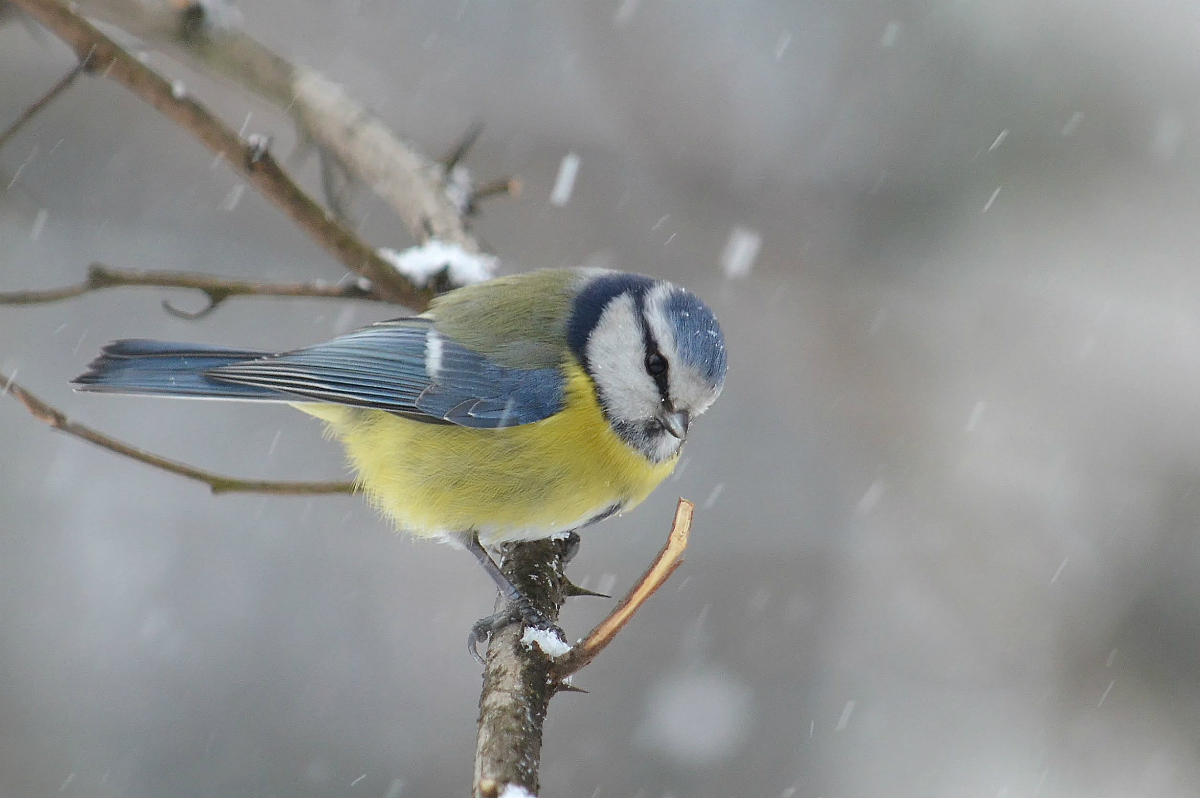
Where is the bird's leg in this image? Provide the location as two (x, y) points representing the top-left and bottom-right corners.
(464, 534), (560, 663)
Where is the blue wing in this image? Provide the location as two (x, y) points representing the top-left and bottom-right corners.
(203, 319), (566, 428)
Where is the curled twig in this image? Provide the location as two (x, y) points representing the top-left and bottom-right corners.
(0, 262), (385, 317)
(552, 498), (694, 680)
(1, 371), (355, 495)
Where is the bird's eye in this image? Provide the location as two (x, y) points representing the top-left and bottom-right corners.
(645, 352), (668, 376)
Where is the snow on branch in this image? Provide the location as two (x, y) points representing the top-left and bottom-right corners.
(378, 240), (498, 289)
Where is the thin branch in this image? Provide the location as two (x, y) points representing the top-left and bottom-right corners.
(1, 372), (355, 495)
(474, 537), (574, 798)
(473, 501), (695, 797)
(0, 52), (89, 150)
(552, 499), (694, 680)
(69, 0), (486, 256)
(8, 0), (434, 310)
(441, 121), (484, 173)
(0, 262), (385, 317)
(472, 176), (523, 204)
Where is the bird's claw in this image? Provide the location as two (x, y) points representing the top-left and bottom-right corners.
(467, 600), (561, 665)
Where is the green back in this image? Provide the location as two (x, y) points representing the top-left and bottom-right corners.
(425, 268), (590, 369)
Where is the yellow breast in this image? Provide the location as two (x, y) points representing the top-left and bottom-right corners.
(297, 361), (677, 543)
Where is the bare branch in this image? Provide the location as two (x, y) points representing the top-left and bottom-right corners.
(473, 502), (694, 797)
(552, 499), (694, 680)
(1, 372), (355, 496)
(473, 537), (574, 798)
(69, 0), (486, 256)
(0, 52), (89, 150)
(472, 176), (523, 204)
(7, 0), (434, 310)
(0, 262), (385, 317)
(441, 121), (484, 173)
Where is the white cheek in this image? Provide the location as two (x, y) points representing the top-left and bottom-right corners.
(585, 294), (660, 422)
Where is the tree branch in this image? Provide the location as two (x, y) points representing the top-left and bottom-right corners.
(473, 537), (573, 798)
(0, 262), (386, 318)
(7, 0), (434, 310)
(69, 0), (487, 254)
(1, 371), (355, 495)
(6, 5), (689, 794)
(0, 54), (88, 150)
(473, 501), (695, 797)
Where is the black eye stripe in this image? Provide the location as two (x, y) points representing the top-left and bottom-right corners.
(635, 295), (671, 402)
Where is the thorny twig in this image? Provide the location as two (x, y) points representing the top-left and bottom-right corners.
(472, 501), (695, 797)
(6, 0), (434, 310)
(0, 262), (386, 318)
(552, 498), (694, 680)
(1, 371), (356, 495)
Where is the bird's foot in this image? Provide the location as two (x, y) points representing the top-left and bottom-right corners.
(467, 596), (563, 665)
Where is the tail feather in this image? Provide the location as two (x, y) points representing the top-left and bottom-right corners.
(74, 339), (287, 400)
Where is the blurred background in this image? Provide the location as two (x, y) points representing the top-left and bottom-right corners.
(5, 1), (1200, 795)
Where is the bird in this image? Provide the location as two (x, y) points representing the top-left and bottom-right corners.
(74, 267), (728, 657)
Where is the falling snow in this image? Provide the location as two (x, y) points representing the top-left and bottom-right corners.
(880, 20), (902, 47)
(549, 152), (581, 206)
(720, 226), (762, 279)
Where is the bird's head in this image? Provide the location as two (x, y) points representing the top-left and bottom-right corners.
(568, 271), (727, 463)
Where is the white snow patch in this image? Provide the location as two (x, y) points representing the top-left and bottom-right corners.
(498, 785), (536, 798)
(550, 152), (581, 206)
(377, 241), (497, 288)
(520, 626), (571, 658)
(720, 226), (761, 279)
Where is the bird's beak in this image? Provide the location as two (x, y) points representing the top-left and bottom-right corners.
(661, 409), (690, 440)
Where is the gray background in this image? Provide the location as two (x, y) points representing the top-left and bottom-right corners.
(5, 1), (1200, 796)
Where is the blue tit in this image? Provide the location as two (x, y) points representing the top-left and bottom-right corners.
(75, 268), (727, 648)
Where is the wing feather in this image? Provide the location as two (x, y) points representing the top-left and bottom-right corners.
(206, 318), (565, 427)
